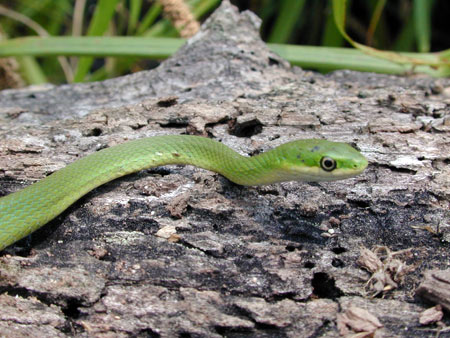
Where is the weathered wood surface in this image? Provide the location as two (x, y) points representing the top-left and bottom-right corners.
(416, 270), (450, 312)
(0, 1), (449, 337)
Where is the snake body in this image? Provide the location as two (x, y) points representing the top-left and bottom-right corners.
(0, 135), (367, 250)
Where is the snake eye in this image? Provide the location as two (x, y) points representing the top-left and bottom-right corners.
(320, 156), (336, 171)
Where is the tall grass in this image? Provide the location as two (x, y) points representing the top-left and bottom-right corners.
(0, 0), (448, 85)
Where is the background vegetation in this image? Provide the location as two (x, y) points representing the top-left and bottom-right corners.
(0, 0), (448, 87)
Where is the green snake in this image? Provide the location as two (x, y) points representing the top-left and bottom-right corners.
(0, 135), (367, 250)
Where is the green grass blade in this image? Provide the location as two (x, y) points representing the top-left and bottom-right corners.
(0, 36), (185, 58)
(267, 0), (306, 43)
(332, 0), (446, 68)
(269, 43), (446, 77)
(366, 0), (387, 46)
(128, 0), (143, 35)
(73, 0), (121, 82)
(392, 14), (415, 51)
(192, 0), (221, 18)
(321, 2), (344, 47)
(16, 56), (47, 84)
(136, 3), (162, 35)
(413, 0), (433, 53)
(1, 36), (448, 78)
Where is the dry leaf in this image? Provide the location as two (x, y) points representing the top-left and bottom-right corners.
(358, 246), (415, 296)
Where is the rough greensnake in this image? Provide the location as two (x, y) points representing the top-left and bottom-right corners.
(0, 135), (368, 251)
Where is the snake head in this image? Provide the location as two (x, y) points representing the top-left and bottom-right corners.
(277, 139), (368, 182)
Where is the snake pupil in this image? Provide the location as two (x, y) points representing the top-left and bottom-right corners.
(320, 157), (336, 171)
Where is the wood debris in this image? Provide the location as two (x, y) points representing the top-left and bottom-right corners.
(357, 246), (415, 296)
(337, 305), (383, 337)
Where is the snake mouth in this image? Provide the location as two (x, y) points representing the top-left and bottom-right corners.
(278, 160), (368, 182)
(322, 168), (367, 181)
